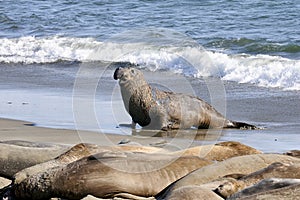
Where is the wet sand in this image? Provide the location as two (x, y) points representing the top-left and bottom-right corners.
(0, 118), (223, 151)
(0, 118), (164, 147)
(0, 63), (299, 153)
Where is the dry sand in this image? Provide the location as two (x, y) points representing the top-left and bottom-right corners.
(1, 118), (300, 200)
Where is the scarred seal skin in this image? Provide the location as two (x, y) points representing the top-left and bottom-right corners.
(13, 141), (261, 184)
(0, 140), (69, 179)
(216, 162), (300, 199)
(13, 152), (212, 200)
(156, 154), (300, 199)
(114, 66), (257, 130)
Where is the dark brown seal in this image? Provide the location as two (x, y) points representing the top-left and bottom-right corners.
(113, 66), (257, 130)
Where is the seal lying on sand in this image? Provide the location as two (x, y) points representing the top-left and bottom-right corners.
(0, 140), (69, 179)
(13, 152), (211, 200)
(13, 141), (260, 184)
(156, 154), (300, 199)
(13, 143), (169, 184)
(114, 66), (257, 130)
(215, 162), (300, 199)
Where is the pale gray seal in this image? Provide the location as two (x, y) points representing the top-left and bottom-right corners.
(113, 66), (257, 130)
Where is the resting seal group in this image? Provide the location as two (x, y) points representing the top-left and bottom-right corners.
(114, 66), (257, 130)
(1, 141), (300, 199)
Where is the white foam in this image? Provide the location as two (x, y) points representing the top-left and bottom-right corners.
(207, 52), (300, 91)
(1, 36), (299, 91)
(0, 36), (100, 63)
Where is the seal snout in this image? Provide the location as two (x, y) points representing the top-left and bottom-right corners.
(113, 67), (123, 80)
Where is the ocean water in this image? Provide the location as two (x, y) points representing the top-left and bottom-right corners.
(0, 0), (299, 152)
(1, 0), (299, 89)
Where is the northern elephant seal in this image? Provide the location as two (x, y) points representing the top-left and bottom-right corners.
(216, 162), (300, 198)
(172, 141), (261, 161)
(167, 185), (223, 200)
(14, 143), (169, 184)
(230, 182), (300, 200)
(227, 178), (300, 200)
(13, 152), (212, 200)
(285, 150), (300, 158)
(14, 141), (260, 184)
(113, 66), (257, 130)
(0, 140), (70, 179)
(156, 154), (300, 199)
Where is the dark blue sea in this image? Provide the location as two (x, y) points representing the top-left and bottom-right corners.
(0, 0), (299, 152)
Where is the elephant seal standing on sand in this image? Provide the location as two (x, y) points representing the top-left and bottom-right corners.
(113, 66), (257, 130)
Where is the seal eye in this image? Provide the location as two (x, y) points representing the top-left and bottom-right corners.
(131, 69), (135, 75)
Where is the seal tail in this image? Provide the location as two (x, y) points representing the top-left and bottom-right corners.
(227, 121), (258, 130)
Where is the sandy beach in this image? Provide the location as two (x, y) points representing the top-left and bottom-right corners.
(0, 64), (299, 199)
(1, 117), (300, 200)
(0, 117), (224, 150)
(1, 1), (299, 199)
(1, 62), (299, 200)
(1, 63), (299, 153)
(0, 117), (172, 147)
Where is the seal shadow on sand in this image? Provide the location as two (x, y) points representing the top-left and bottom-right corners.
(118, 123), (224, 141)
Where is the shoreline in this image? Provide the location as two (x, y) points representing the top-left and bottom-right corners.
(0, 117), (298, 155)
(0, 117), (162, 147)
(0, 117), (223, 151)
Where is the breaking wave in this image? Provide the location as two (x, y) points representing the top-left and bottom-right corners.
(0, 35), (299, 91)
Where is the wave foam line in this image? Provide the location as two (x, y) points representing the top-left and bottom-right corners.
(0, 36), (299, 91)
(0, 36), (101, 63)
(208, 52), (300, 91)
